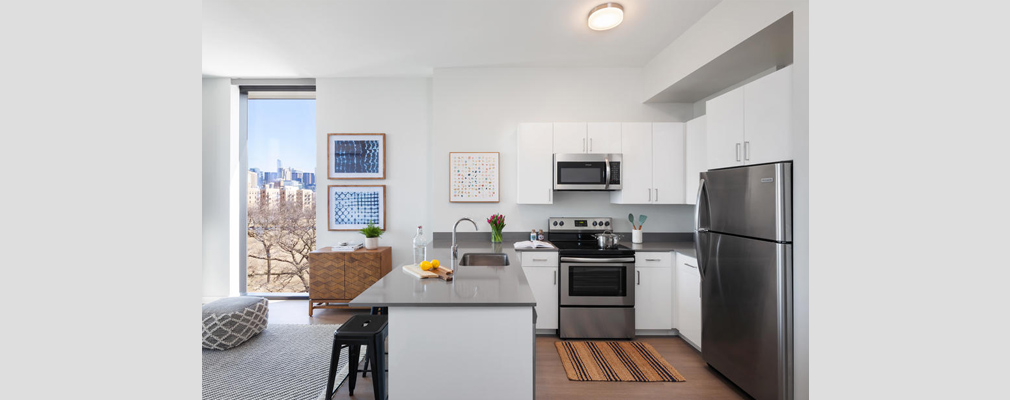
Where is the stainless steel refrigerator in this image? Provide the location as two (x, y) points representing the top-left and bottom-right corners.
(695, 162), (792, 400)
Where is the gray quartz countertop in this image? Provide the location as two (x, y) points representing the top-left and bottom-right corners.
(628, 241), (696, 258)
(348, 240), (537, 307)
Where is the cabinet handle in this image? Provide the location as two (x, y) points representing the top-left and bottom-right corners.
(646, 258), (661, 262)
(533, 258), (548, 262)
(648, 188), (651, 201)
(553, 270), (557, 285)
(549, 188), (552, 203)
(655, 188), (659, 202)
(736, 143), (741, 161)
(590, 138), (593, 152)
(636, 270), (641, 285)
(685, 263), (697, 269)
(744, 141), (750, 160)
(583, 138), (586, 152)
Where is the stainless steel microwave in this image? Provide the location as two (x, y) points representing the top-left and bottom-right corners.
(553, 153), (622, 191)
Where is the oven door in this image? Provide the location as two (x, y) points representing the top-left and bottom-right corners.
(554, 153), (622, 190)
(560, 257), (636, 306)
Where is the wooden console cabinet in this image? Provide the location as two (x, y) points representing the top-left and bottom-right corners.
(308, 246), (392, 316)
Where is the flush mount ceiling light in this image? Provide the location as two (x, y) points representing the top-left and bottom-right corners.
(587, 2), (624, 31)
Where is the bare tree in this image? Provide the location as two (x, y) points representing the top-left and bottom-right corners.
(247, 202), (316, 292)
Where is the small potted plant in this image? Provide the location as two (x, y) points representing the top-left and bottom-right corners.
(359, 221), (384, 249)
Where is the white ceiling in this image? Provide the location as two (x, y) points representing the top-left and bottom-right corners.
(202, 0), (721, 78)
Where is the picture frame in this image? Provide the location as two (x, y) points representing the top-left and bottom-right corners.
(449, 152), (500, 203)
(327, 133), (385, 179)
(327, 185), (386, 231)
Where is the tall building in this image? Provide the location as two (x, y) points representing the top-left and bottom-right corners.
(247, 170), (258, 188)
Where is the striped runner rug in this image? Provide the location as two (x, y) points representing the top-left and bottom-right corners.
(555, 341), (686, 382)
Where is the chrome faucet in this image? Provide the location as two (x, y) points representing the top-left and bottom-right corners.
(452, 217), (478, 268)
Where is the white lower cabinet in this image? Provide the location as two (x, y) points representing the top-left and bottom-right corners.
(634, 252), (673, 330)
(676, 253), (702, 349)
(523, 264), (559, 331)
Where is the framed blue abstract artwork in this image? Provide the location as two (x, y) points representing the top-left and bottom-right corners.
(327, 185), (386, 231)
(327, 133), (385, 179)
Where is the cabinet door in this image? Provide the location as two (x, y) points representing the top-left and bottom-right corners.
(309, 252), (345, 300)
(743, 65), (793, 165)
(611, 123), (652, 204)
(523, 266), (559, 330)
(677, 255), (702, 349)
(705, 87), (745, 170)
(651, 122), (686, 204)
(685, 116), (707, 205)
(517, 123), (554, 204)
(553, 122), (587, 154)
(345, 252), (381, 299)
(587, 122), (622, 154)
(635, 267), (673, 330)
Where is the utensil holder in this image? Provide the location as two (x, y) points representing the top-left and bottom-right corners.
(631, 229), (643, 244)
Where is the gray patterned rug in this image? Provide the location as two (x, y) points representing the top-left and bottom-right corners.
(202, 323), (365, 400)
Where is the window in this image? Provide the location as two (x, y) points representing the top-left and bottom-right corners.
(242, 88), (316, 295)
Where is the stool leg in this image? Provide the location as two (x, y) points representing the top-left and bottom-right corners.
(348, 344), (360, 396)
(325, 340), (341, 400)
(371, 335), (386, 400)
(362, 346), (371, 378)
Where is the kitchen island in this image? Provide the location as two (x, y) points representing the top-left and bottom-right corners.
(349, 240), (539, 400)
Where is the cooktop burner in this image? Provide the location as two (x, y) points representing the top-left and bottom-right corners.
(548, 217), (635, 257)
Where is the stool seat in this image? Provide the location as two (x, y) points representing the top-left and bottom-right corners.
(327, 314), (388, 400)
(336, 314), (388, 337)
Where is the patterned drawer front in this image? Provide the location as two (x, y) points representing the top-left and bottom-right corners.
(309, 253), (345, 299)
(344, 252), (380, 299)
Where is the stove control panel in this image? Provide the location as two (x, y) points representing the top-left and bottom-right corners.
(549, 217), (612, 231)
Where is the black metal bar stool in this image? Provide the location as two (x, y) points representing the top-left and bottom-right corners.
(326, 314), (388, 400)
(361, 307), (388, 378)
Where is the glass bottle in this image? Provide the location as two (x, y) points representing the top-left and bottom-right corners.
(530, 229), (537, 241)
(412, 226), (428, 264)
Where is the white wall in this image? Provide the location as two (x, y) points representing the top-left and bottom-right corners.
(791, 2), (809, 399)
(430, 68), (696, 234)
(643, 0), (794, 103)
(202, 78), (238, 300)
(315, 78), (433, 268)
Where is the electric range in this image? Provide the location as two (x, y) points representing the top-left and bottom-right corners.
(547, 217), (636, 340)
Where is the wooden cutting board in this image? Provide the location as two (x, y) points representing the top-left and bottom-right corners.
(402, 264), (453, 281)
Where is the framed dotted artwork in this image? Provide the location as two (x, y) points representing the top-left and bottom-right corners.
(327, 185), (385, 231)
(449, 152), (500, 203)
(327, 133), (385, 179)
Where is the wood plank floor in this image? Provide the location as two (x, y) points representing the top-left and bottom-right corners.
(266, 300), (751, 400)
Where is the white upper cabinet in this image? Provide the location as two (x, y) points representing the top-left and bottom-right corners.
(611, 122), (686, 205)
(743, 65), (792, 165)
(706, 87), (745, 170)
(613, 123), (652, 204)
(706, 65), (793, 170)
(587, 122), (622, 154)
(552, 122), (621, 154)
(552, 122), (588, 154)
(685, 116), (707, 205)
(516, 123), (554, 204)
(651, 122), (686, 204)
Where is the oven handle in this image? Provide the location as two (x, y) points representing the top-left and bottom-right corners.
(560, 257), (636, 263)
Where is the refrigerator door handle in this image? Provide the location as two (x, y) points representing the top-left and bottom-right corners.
(694, 177), (707, 280)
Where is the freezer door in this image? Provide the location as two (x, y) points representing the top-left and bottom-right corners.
(699, 231), (792, 400)
(701, 162), (791, 242)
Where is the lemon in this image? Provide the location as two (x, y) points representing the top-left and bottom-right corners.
(420, 261), (434, 271)
(431, 259), (440, 269)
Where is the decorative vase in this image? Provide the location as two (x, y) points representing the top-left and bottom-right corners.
(631, 229), (643, 244)
(490, 228), (503, 243)
(365, 237), (379, 249)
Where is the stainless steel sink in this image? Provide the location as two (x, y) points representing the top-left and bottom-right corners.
(457, 253), (510, 266)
